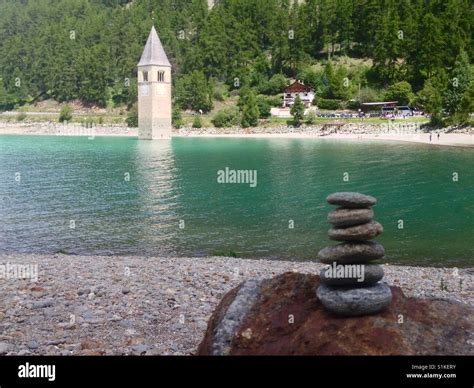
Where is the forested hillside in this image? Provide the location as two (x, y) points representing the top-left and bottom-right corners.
(0, 0), (472, 124)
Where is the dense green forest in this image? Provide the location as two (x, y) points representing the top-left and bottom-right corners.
(0, 0), (473, 125)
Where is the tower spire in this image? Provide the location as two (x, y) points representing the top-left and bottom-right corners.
(137, 26), (171, 67)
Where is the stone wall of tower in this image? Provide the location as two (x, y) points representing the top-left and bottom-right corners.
(137, 65), (172, 140)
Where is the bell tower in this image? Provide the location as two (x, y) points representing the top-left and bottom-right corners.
(137, 26), (172, 140)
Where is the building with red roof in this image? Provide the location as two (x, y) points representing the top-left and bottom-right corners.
(283, 80), (315, 108)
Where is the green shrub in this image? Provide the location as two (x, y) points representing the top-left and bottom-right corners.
(358, 87), (383, 103)
(426, 114), (445, 128)
(211, 107), (240, 128)
(172, 106), (184, 128)
(384, 81), (415, 105)
(82, 117), (97, 127)
(16, 112), (27, 121)
(264, 95), (282, 107)
(258, 74), (288, 95)
(212, 80), (228, 102)
(317, 98), (341, 110)
(305, 110), (318, 124)
(347, 100), (360, 110)
(256, 96), (271, 118)
(212, 249), (238, 258)
(126, 103), (138, 127)
(59, 104), (73, 122)
(192, 116), (203, 128)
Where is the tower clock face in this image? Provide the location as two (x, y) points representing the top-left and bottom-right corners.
(140, 84), (149, 96)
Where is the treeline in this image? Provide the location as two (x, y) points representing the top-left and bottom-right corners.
(0, 0), (473, 123)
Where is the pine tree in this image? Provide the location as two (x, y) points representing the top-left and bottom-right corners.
(335, 0), (353, 53)
(290, 94), (305, 126)
(416, 76), (445, 125)
(0, 77), (11, 110)
(373, 1), (401, 84)
(299, 0), (324, 57)
(327, 64), (349, 100)
(352, 0), (382, 56)
(239, 88), (260, 127)
(385, 81), (414, 105)
(409, 12), (445, 86)
(444, 51), (472, 114)
(8, 67), (30, 106)
(459, 81), (474, 120)
(175, 70), (213, 112)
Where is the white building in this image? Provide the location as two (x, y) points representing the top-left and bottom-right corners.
(283, 80), (315, 108)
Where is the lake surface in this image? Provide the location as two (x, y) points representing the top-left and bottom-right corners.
(0, 135), (473, 267)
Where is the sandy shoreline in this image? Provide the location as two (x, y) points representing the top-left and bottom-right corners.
(0, 254), (471, 355)
(1, 123), (473, 148)
(175, 132), (474, 147)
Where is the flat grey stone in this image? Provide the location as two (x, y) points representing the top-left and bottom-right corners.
(118, 319), (134, 328)
(132, 344), (149, 354)
(320, 264), (384, 286)
(211, 279), (261, 356)
(0, 342), (11, 355)
(328, 207), (374, 227)
(316, 283), (392, 316)
(329, 221), (383, 241)
(318, 241), (385, 264)
(27, 340), (39, 350)
(31, 299), (54, 309)
(81, 311), (95, 320)
(77, 288), (90, 296)
(327, 192), (377, 208)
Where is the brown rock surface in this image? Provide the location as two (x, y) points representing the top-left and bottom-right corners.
(197, 272), (473, 355)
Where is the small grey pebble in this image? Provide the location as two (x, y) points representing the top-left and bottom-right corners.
(27, 341), (39, 350)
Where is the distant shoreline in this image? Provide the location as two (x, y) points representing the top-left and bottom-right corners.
(174, 132), (474, 148)
(1, 123), (473, 148)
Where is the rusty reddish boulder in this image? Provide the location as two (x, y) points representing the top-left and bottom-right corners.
(197, 272), (473, 355)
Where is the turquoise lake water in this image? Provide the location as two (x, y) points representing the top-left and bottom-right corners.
(0, 135), (473, 267)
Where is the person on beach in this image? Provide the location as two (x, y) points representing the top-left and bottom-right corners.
(430, 133), (432, 142)
(437, 133), (440, 140)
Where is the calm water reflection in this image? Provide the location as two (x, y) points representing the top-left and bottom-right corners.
(0, 135), (473, 266)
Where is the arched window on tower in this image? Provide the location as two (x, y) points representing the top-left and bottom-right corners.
(158, 71), (165, 82)
(143, 71), (148, 82)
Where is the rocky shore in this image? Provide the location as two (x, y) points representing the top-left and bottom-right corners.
(0, 122), (138, 137)
(2, 122), (472, 147)
(0, 254), (471, 355)
(1, 121), (472, 137)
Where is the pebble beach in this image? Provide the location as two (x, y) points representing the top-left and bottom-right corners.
(0, 254), (471, 356)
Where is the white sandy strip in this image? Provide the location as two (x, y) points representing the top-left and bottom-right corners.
(174, 132), (474, 147)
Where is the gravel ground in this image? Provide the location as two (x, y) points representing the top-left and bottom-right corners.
(0, 254), (472, 356)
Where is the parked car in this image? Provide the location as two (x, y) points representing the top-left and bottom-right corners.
(397, 106), (414, 116)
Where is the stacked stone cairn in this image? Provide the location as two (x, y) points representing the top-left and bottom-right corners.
(316, 192), (392, 316)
